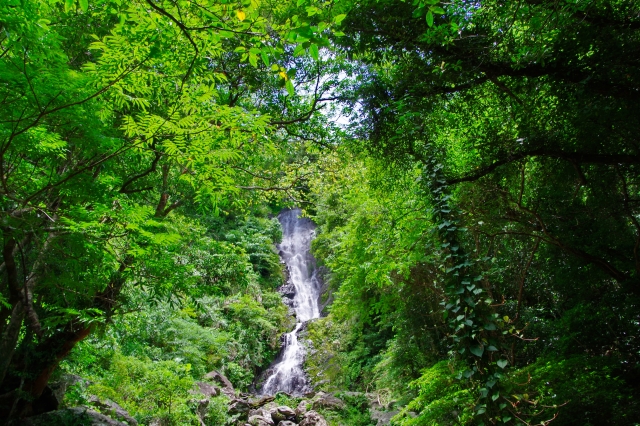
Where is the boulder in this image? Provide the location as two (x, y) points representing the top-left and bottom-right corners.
(270, 409), (286, 423)
(295, 400), (309, 418)
(249, 395), (275, 408)
(299, 410), (328, 426)
(195, 381), (220, 398)
(247, 414), (275, 426)
(248, 408), (270, 418)
(229, 398), (252, 415)
(278, 422), (297, 426)
(204, 370), (235, 397)
(16, 407), (128, 425)
(269, 405), (296, 423)
(369, 409), (400, 426)
(311, 394), (345, 411)
(88, 396), (138, 425)
(190, 398), (209, 426)
(45, 374), (90, 411)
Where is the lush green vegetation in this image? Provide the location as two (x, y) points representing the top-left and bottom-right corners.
(2, 0), (640, 425)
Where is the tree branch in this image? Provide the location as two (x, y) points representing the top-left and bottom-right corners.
(447, 149), (640, 184)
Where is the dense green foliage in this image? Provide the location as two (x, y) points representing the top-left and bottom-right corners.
(58, 214), (289, 424)
(304, 0), (640, 425)
(0, 0), (341, 420)
(2, 0), (640, 425)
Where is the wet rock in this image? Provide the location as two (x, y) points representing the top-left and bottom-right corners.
(248, 414), (275, 426)
(279, 280), (296, 299)
(195, 381), (220, 398)
(16, 407), (128, 425)
(88, 396), (138, 425)
(311, 394), (345, 411)
(299, 410), (328, 426)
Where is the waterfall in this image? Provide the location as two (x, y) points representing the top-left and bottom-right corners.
(260, 208), (322, 395)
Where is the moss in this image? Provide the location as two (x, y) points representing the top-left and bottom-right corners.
(316, 393), (376, 426)
(303, 317), (351, 392)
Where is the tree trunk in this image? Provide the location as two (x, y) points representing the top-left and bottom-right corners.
(0, 301), (24, 387)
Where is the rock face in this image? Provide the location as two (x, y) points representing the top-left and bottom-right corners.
(311, 393), (346, 411)
(88, 396), (138, 425)
(14, 407), (129, 426)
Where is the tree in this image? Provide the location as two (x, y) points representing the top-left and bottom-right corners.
(0, 0), (342, 418)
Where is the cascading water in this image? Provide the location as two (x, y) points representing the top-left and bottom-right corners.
(260, 208), (322, 396)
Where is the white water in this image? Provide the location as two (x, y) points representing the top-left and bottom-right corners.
(260, 209), (322, 395)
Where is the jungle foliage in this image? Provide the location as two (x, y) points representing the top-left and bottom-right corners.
(0, 0), (341, 421)
(2, 0), (640, 425)
(305, 0), (640, 425)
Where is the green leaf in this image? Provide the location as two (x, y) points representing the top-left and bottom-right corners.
(285, 80), (295, 96)
(293, 44), (305, 57)
(469, 344), (484, 357)
(79, 0), (88, 11)
(497, 359), (509, 369)
(309, 44), (319, 61)
(334, 14), (347, 24)
(248, 53), (258, 68)
(64, 0), (75, 11)
(426, 10), (434, 27)
(261, 52), (270, 67)
(431, 6), (445, 14)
